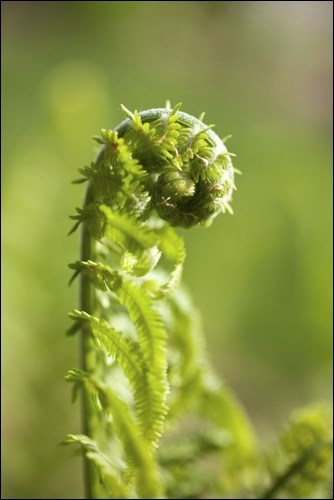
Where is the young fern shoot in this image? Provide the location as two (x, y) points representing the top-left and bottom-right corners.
(65, 103), (256, 499)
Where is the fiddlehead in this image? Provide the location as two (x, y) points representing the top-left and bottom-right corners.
(78, 103), (236, 229)
(65, 103), (252, 499)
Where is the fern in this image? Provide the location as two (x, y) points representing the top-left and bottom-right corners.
(258, 404), (333, 499)
(69, 311), (158, 443)
(63, 434), (130, 499)
(65, 103), (332, 499)
(65, 369), (163, 498)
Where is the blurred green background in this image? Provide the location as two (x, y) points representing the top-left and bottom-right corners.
(2, 1), (332, 498)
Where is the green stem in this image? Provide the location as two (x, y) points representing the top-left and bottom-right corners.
(79, 185), (96, 499)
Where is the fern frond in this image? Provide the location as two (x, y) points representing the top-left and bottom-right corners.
(63, 434), (130, 499)
(66, 369), (164, 499)
(120, 247), (162, 278)
(101, 205), (158, 252)
(121, 105), (182, 172)
(198, 372), (257, 462)
(259, 404), (333, 499)
(67, 258), (169, 450)
(84, 131), (150, 219)
(117, 279), (167, 371)
(66, 106), (259, 499)
(115, 278), (169, 446)
(101, 205), (161, 276)
(75, 262), (168, 390)
(69, 310), (167, 449)
(70, 203), (107, 240)
(68, 260), (120, 292)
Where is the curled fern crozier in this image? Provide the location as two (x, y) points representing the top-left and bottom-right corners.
(87, 103), (236, 228)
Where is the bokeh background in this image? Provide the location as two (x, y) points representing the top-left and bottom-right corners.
(2, 1), (332, 498)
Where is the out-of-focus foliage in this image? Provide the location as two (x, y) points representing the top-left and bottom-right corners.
(2, 1), (332, 498)
(258, 404), (333, 499)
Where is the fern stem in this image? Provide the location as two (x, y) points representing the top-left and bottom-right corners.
(258, 439), (332, 499)
(79, 185), (96, 499)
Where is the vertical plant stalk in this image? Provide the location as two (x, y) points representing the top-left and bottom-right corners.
(79, 186), (96, 499)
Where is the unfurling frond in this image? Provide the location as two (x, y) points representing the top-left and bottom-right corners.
(66, 104), (331, 500)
